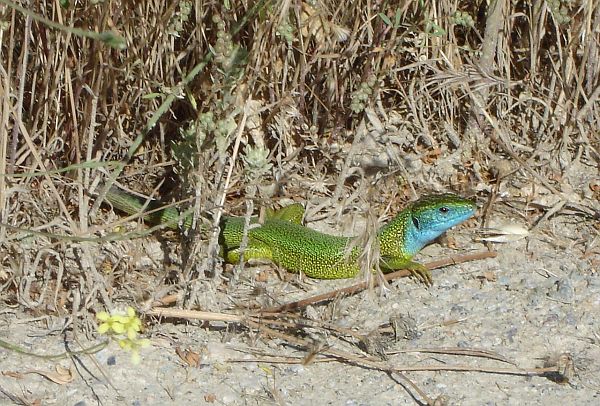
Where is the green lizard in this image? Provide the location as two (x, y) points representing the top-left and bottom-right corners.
(104, 187), (476, 284)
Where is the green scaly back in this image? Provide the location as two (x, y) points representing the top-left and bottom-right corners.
(240, 194), (476, 281)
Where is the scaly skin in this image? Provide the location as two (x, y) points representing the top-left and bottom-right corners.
(105, 188), (476, 283)
(235, 193), (476, 283)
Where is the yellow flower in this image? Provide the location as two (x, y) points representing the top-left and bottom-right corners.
(97, 307), (149, 365)
(97, 311), (126, 335)
(119, 337), (151, 365)
(121, 307), (143, 340)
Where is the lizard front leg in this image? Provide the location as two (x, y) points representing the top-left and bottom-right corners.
(379, 256), (433, 286)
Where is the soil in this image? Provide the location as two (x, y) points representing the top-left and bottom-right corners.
(1, 196), (599, 406)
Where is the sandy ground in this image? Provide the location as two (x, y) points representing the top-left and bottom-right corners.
(1, 197), (599, 406)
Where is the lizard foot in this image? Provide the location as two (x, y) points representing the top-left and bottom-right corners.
(381, 257), (433, 286)
(406, 263), (433, 286)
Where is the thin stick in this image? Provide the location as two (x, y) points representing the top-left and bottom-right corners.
(261, 251), (497, 313)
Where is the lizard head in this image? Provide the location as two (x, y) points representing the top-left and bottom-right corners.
(406, 193), (477, 251)
(378, 193), (477, 259)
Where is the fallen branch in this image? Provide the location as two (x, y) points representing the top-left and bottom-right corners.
(261, 250), (497, 313)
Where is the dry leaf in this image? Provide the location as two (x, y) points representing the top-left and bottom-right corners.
(2, 370), (24, 379)
(24, 365), (74, 385)
(478, 223), (529, 243)
(175, 347), (201, 367)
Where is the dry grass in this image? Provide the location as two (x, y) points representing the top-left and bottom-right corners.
(0, 0), (598, 327)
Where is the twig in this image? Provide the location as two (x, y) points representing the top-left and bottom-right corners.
(145, 299), (565, 405)
(261, 250), (497, 313)
(0, 338), (108, 360)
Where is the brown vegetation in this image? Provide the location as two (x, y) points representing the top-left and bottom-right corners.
(0, 0), (598, 337)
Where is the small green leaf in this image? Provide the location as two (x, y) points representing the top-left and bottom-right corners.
(395, 9), (402, 27)
(378, 13), (392, 27)
(142, 93), (163, 100)
(425, 21), (446, 37)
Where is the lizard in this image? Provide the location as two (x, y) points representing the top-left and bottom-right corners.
(104, 187), (476, 284)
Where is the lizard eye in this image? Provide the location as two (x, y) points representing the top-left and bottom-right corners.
(439, 206), (449, 214)
(412, 215), (420, 229)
